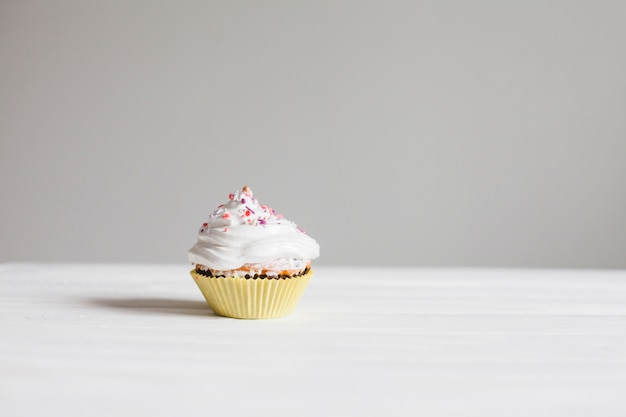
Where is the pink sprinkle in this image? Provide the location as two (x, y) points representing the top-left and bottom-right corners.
(241, 198), (246, 203)
(229, 193), (235, 200)
(222, 213), (230, 219)
(276, 214), (283, 219)
(224, 228), (228, 232)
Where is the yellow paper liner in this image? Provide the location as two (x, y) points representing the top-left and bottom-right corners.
(190, 269), (314, 319)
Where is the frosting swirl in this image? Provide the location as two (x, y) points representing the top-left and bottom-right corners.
(188, 187), (320, 270)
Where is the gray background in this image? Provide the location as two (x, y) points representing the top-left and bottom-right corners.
(1, 0), (625, 268)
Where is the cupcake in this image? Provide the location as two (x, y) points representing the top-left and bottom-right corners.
(188, 186), (320, 319)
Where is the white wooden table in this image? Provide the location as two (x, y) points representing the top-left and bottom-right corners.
(2, 264), (626, 416)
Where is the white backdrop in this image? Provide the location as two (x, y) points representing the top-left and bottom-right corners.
(1, 0), (625, 267)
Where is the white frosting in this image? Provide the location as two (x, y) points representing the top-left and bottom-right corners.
(188, 188), (320, 270)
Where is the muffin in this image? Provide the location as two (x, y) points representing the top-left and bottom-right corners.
(188, 186), (320, 319)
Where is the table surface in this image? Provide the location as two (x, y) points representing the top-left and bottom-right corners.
(2, 263), (626, 417)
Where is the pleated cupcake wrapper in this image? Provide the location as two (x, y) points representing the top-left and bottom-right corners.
(190, 269), (314, 319)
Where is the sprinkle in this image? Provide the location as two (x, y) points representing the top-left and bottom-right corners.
(241, 198), (246, 204)
(297, 227), (306, 234)
(229, 193), (235, 200)
(222, 213), (230, 219)
(202, 222), (208, 227)
(224, 228), (228, 232)
(245, 210), (251, 217)
(258, 219), (267, 225)
(276, 213), (283, 219)
(245, 206), (255, 214)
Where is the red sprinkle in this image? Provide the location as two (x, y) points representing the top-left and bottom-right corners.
(202, 223), (208, 227)
(222, 213), (230, 219)
(223, 228), (228, 232)
(229, 193), (235, 200)
(245, 210), (251, 216)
